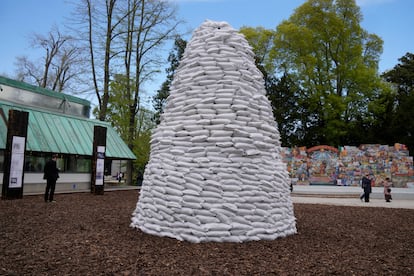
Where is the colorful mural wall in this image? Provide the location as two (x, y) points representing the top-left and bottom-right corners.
(282, 144), (414, 187)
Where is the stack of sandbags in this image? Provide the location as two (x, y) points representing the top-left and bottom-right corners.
(131, 20), (297, 243)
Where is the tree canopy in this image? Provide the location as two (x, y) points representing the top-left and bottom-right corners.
(380, 53), (414, 153)
(242, 0), (386, 148)
(152, 36), (187, 124)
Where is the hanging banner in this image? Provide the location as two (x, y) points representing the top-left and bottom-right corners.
(9, 136), (26, 188)
(95, 146), (105, 186)
(91, 125), (107, 195)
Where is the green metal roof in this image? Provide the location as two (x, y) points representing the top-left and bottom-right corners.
(0, 101), (136, 160)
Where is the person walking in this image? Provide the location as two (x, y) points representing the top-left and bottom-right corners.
(383, 177), (392, 202)
(361, 174), (372, 202)
(43, 154), (60, 202)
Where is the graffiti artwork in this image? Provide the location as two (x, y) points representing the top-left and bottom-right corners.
(282, 144), (414, 187)
(307, 146), (339, 185)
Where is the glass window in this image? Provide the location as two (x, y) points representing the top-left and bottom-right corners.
(22, 153), (91, 173)
(66, 155), (91, 173)
(24, 154), (46, 172)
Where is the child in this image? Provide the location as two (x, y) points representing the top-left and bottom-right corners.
(383, 177), (392, 202)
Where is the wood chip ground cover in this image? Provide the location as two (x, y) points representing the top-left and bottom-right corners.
(1, 190), (413, 275)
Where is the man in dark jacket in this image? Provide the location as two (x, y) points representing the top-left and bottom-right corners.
(361, 174), (372, 203)
(44, 154), (60, 202)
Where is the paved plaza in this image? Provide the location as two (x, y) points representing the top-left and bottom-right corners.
(292, 185), (414, 209)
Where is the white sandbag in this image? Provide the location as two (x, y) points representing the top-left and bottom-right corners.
(183, 124), (203, 132)
(182, 201), (202, 209)
(196, 215), (221, 224)
(164, 186), (184, 197)
(189, 129), (210, 137)
(231, 104), (248, 111)
(166, 174), (186, 185)
(210, 118), (231, 125)
(202, 184), (222, 194)
(231, 222), (253, 231)
(210, 130), (233, 137)
(182, 181), (203, 192)
(203, 222), (232, 232)
(190, 135), (209, 142)
(174, 207), (194, 216)
(222, 184), (242, 192)
(233, 129), (250, 137)
(183, 194), (203, 203)
(253, 140), (273, 148)
(160, 211), (174, 223)
(176, 214), (200, 225)
(215, 141), (233, 148)
(145, 209), (164, 221)
(205, 230), (231, 237)
(152, 186), (166, 195)
(180, 233), (201, 243)
(200, 190), (222, 198)
(222, 203), (238, 212)
(187, 146), (206, 153)
(143, 222), (162, 233)
(244, 149), (261, 156)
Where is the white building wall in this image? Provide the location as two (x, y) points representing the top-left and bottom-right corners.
(1, 173), (92, 195)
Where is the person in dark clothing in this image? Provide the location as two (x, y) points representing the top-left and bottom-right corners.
(361, 174), (372, 202)
(383, 177), (392, 202)
(44, 154), (60, 202)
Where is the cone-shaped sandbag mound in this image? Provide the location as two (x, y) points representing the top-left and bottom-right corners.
(131, 20), (297, 243)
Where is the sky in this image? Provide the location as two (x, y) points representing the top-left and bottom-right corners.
(0, 0), (413, 104)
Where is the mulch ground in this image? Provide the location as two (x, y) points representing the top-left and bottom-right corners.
(1, 190), (413, 275)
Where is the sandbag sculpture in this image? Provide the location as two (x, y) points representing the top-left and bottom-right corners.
(131, 20), (297, 243)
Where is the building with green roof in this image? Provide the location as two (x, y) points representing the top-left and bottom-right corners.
(0, 76), (136, 194)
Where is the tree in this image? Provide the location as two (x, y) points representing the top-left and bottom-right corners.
(108, 74), (155, 179)
(78, 0), (122, 121)
(271, 0), (384, 147)
(381, 52), (414, 154)
(153, 36), (186, 124)
(239, 27), (307, 146)
(239, 26), (276, 74)
(71, 0), (181, 183)
(14, 26), (80, 92)
(121, 0), (181, 184)
(266, 73), (310, 146)
(133, 110), (153, 178)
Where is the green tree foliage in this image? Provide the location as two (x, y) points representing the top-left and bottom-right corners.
(270, 0), (384, 147)
(107, 74), (155, 179)
(133, 112), (153, 178)
(265, 73), (308, 146)
(240, 27), (298, 146)
(239, 26), (276, 73)
(381, 52), (414, 153)
(153, 36), (187, 124)
(133, 131), (151, 180)
(107, 74), (133, 139)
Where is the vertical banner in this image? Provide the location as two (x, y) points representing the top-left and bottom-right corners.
(91, 125), (107, 195)
(95, 146), (105, 185)
(2, 110), (29, 200)
(9, 136), (26, 188)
